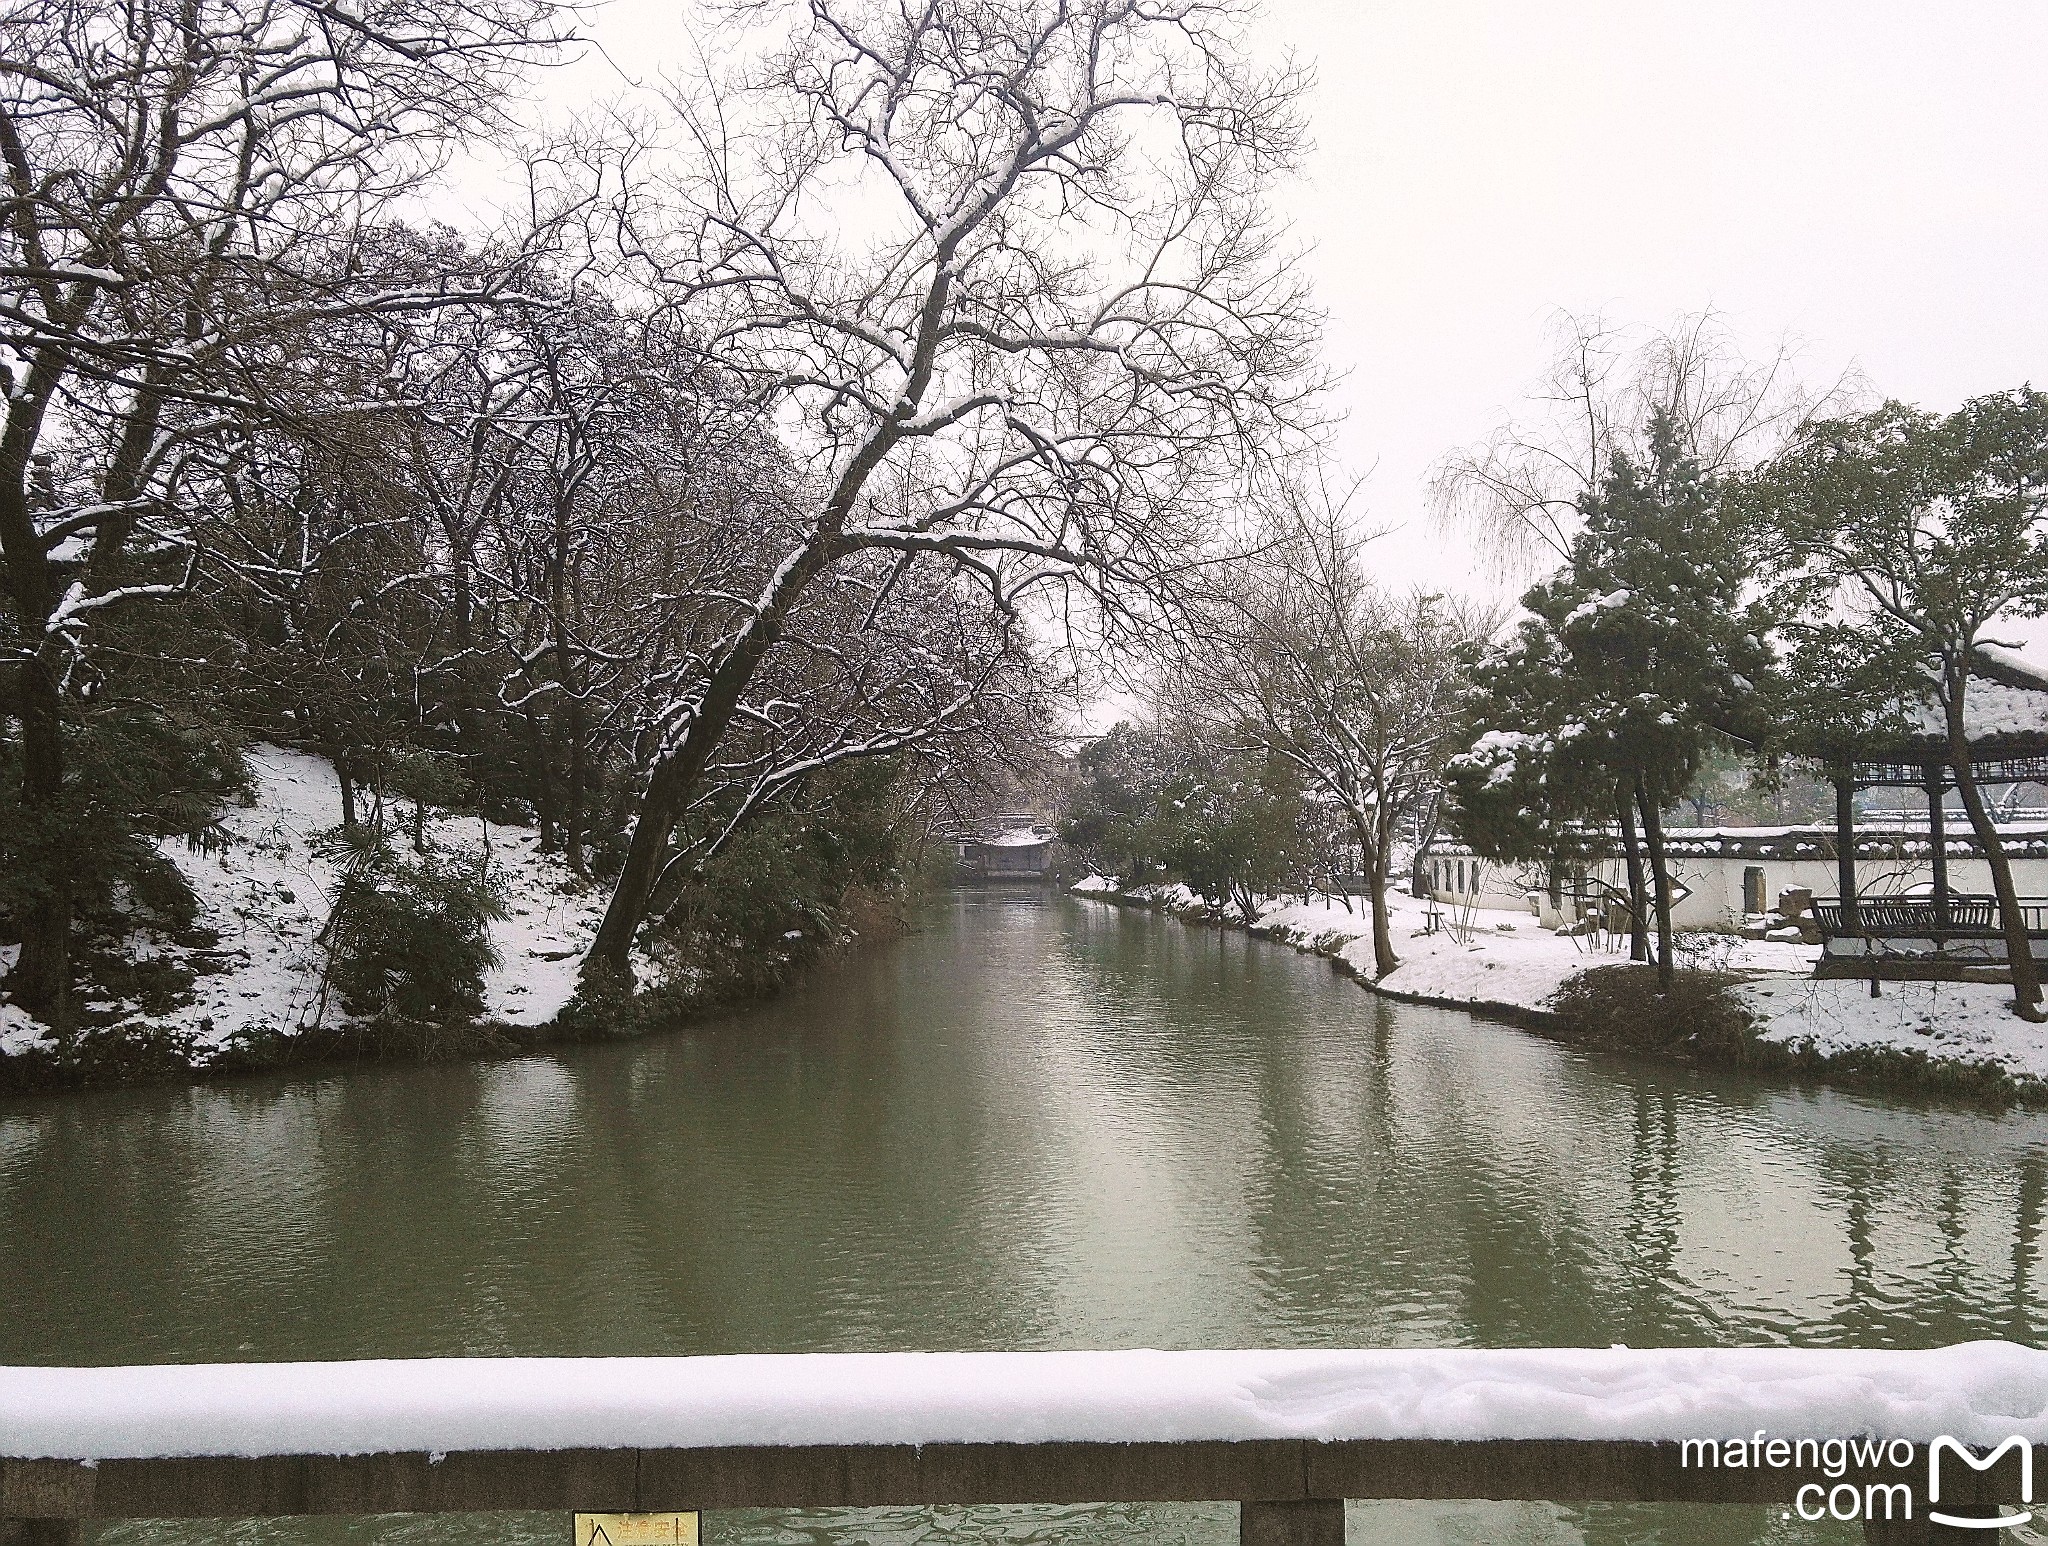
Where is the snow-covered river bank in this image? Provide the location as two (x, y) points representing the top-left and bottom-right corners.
(1074, 879), (2048, 1093)
(0, 744), (607, 1071)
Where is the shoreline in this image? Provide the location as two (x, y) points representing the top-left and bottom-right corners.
(1071, 881), (2048, 1108)
(0, 875), (925, 1100)
(0, 743), (920, 1101)
(0, 943), (846, 1101)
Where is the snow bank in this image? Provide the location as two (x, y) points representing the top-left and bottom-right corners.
(0, 1001), (50, 1059)
(1738, 978), (2048, 1083)
(0, 744), (607, 1060)
(2, 1345), (2042, 1460)
(168, 746), (606, 1046)
(1247, 892), (1816, 1021)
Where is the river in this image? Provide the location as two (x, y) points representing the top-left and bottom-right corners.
(3, 893), (2044, 1544)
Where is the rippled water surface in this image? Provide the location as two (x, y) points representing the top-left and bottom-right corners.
(3, 894), (2044, 1543)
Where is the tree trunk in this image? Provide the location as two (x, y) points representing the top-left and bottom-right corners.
(1352, 809), (1398, 978)
(564, 697), (589, 879)
(1366, 851), (1395, 978)
(1616, 787), (1650, 963)
(528, 706), (558, 852)
(1946, 672), (2045, 1018)
(336, 754), (358, 831)
(8, 655), (73, 1031)
(1, 418), (71, 1027)
(1635, 776), (1676, 993)
(583, 534), (848, 984)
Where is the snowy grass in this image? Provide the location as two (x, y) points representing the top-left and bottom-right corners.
(1738, 977), (2048, 1086)
(1252, 889), (1816, 1020)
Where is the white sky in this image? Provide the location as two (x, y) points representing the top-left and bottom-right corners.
(464, 0), (2048, 616)
(1273, 1), (2048, 602)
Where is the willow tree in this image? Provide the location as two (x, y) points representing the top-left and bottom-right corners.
(1429, 310), (1850, 578)
(579, 0), (1324, 983)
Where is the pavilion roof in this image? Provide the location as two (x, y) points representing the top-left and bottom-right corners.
(1867, 644), (2048, 767)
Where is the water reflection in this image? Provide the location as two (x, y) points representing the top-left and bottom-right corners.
(1, 893), (2041, 1545)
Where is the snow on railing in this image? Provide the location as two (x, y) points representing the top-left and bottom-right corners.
(1, 1345), (2042, 1460)
(2, 1347), (2043, 1541)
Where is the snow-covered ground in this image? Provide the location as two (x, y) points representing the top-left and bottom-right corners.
(0, 1343), (2040, 1458)
(0, 744), (603, 1063)
(1096, 882), (1815, 1018)
(1737, 977), (2048, 1084)
(1079, 879), (2048, 1085)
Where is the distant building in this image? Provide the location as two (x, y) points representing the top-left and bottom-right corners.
(1419, 823), (2048, 935)
(1425, 647), (2048, 976)
(958, 815), (1058, 881)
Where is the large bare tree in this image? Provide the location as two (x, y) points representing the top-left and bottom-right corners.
(577, 0), (1325, 983)
(1169, 480), (1496, 975)
(0, 0), (565, 1023)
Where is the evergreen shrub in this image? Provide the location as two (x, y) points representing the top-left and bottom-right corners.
(317, 830), (507, 1030)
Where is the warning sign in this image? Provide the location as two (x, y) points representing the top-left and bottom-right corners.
(573, 1512), (701, 1546)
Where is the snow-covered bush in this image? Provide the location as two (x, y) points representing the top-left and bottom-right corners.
(1551, 962), (1756, 1061)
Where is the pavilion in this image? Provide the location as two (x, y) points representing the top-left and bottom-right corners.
(1814, 645), (2048, 973)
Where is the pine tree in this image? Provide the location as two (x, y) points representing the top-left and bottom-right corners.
(1450, 412), (1776, 990)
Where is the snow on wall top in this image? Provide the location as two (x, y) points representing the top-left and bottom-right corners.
(2, 1345), (2044, 1460)
(1423, 822), (2048, 862)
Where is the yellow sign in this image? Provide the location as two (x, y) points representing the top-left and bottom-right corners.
(573, 1512), (700, 1546)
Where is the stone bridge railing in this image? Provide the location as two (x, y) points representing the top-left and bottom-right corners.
(3, 1348), (2041, 1546)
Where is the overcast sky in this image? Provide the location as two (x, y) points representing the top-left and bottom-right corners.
(482, 0), (2048, 609)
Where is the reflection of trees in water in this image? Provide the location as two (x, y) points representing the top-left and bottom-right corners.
(1619, 1087), (1690, 1346)
(1810, 1138), (2048, 1347)
(2014, 1148), (2046, 1338)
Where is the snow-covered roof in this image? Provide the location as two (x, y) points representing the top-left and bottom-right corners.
(1979, 642), (2048, 691)
(1892, 646), (2048, 755)
(0, 1344), (2042, 1458)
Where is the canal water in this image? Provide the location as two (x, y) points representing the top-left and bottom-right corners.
(3, 894), (2044, 1544)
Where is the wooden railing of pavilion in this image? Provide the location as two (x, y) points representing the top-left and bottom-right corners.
(1813, 895), (2048, 938)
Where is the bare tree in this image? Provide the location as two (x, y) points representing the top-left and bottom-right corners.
(0, 0), (566, 1023)
(574, 0), (1326, 984)
(1169, 477), (1496, 975)
(1429, 309), (1857, 578)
